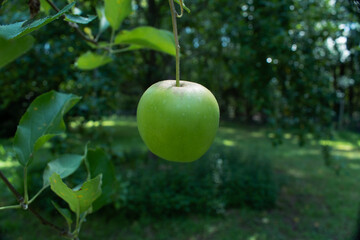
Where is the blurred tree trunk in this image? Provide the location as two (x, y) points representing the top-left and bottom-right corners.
(146, 0), (159, 27)
(354, 206), (360, 240)
(338, 63), (346, 128)
(142, 0), (161, 89)
(349, 85), (354, 121)
(245, 102), (253, 124)
(333, 66), (339, 126)
(349, 55), (355, 122)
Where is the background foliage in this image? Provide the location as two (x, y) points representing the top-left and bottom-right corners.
(2, 0), (360, 142)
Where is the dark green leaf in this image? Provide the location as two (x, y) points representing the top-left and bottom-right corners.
(86, 148), (115, 212)
(0, 1), (75, 40)
(13, 91), (81, 166)
(75, 51), (112, 70)
(65, 14), (97, 24)
(51, 201), (73, 226)
(104, 0), (132, 30)
(114, 26), (175, 56)
(43, 154), (84, 187)
(0, 35), (35, 69)
(50, 173), (102, 214)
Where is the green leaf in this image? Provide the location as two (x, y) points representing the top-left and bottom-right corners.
(174, 0), (191, 13)
(50, 173), (102, 214)
(13, 91), (81, 166)
(114, 26), (175, 56)
(96, 6), (110, 35)
(65, 14), (97, 24)
(0, 35), (35, 69)
(86, 148), (115, 212)
(43, 154), (84, 187)
(104, 0), (132, 30)
(75, 51), (112, 70)
(51, 201), (73, 226)
(0, 1), (75, 40)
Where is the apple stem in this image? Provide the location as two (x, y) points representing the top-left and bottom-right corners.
(169, 0), (181, 87)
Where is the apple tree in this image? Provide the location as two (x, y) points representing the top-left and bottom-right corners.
(0, 0), (208, 239)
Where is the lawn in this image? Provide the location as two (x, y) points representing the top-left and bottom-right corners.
(0, 117), (359, 240)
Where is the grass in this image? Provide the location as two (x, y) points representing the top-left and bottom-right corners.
(0, 117), (360, 240)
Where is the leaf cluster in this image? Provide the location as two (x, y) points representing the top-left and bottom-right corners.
(1, 91), (116, 239)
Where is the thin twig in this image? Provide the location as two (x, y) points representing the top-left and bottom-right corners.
(45, 0), (98, 45)
(24, 167), (29, 204)
(28, 186), (47, 204)
(0, 204), (21, 210)
(0, 169), (73, 238)
(44, 0), (59, 11)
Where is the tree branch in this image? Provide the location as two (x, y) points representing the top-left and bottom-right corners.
(0, 169), (73, 238)
(0, 169), (23, 202)
(28, 205), (73, 238)
(45, 0), (59, 11)
(45, 0), (98, 45)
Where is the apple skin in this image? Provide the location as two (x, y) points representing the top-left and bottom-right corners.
(137, 80), (220, 162)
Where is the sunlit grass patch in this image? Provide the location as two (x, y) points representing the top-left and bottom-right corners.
(320, 140), (356, 151)
(222, 139), (236, 147)
(0, 157), (18, 169)
(70, 116), (138, 129)
(332, 150), (360, 160)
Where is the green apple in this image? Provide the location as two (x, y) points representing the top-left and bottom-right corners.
(137, 80), (220, 162)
